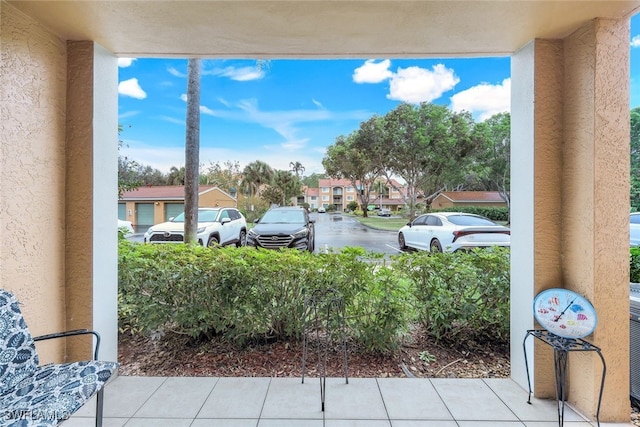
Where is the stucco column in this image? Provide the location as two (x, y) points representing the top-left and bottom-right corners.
(512, 18), (630, 422)
(511, 38), (564, 400)
(562, 18), (630, 422)
(66, 41), (119, 362)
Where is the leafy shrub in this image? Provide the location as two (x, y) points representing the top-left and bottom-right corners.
(348, 267), (416, 353)
(393, 247), (510, 344)
(118, 241), (509, 352)
(631, 247), (640, 283)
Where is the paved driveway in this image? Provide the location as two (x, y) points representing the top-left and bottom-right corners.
(312, 213), (401, 255)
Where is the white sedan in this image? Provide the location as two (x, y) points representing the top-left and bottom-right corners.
(631, 212), (640, 246)
(398, 212), (510, 252)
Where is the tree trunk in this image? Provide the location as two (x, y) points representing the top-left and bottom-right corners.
(184, 58), (201, 244)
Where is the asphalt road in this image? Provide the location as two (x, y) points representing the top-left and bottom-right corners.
(311, 212), (401, 255)
(126, 212), (402, 255)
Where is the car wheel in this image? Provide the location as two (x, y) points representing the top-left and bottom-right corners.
(207, 235), (220, 247)
(398, 233), (407, 251)
(236, 230), (247, 247)
(430, 239), (442, 253)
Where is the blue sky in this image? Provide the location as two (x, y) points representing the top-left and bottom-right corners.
(118, 14), (640, 176)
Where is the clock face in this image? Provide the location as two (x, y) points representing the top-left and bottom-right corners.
(533, 288), (597, 339)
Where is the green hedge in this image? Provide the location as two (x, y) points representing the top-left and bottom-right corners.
(119, 241), (511, 352)
(631, 247), (640, 283)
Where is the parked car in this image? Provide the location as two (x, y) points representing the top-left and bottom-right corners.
(143, 207), (247, 247)
(398, 212), (510, 252)
(247, 206), (315, 251)
(118, 219), (134, 235)
(317, 206), (326, 213)
(631, 212), (640, 246)
(377, 208), (391, 217)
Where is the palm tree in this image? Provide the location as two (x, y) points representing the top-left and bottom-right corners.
(167, 166), (186, 185)
(289, 161), (305, 180)
(273, 170), (301, 206)
(184, 58), (201, 244)
(242, 160), (274, 196)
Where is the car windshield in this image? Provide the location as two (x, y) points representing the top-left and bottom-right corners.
(260, 210), (305, 224)
(447, 215), (498, 226)
(171, 209), (220, 223)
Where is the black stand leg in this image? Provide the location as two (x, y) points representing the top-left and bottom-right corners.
(523, 330), (605, 427)
(553, 349), (569, 426)
(301, 289), (349, 412)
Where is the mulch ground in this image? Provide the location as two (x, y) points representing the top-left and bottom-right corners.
(117, 327), (510, 379)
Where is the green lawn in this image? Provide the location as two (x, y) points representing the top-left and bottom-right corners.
(346, 213), (408, 231)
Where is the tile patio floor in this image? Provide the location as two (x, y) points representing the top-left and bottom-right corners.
(66, 376), (631, 427)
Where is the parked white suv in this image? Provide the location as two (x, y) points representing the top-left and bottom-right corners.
(144, 207), (247, 247)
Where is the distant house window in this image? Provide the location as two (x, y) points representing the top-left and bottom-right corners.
(310, 196), (317, 201)
(322, 195), (329, 201)
(346, 186), (354, 192)
(322, 187), (329, 192)
(347, 195), (354, 201)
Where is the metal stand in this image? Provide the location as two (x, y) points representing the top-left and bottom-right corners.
(301, 288), (348, 411)
(523, 330), (606, 426)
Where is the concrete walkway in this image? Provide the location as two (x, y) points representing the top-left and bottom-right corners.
(65, 376), (628, 426)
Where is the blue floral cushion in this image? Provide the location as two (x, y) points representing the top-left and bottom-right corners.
(0, 360), (119, 425)
(0, 290), (119, 426)
(0, 291), (38, 397)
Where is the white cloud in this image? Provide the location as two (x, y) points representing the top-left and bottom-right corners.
(118, 110), (141, 120)
(180, 94), (188, 102)
(216, 66), (265, 81)
(198, 98), (370, 152)
(167, 66), (186, 78)
(217, 97), (231, 108)
(450, 78), (511, 121)
(353, 59), (393, 84)
(387, 64), (460, 104)
(632, 35), (640, 48)
(120, 141), (326, 175)
(159, 116), (184, 125)
(118, 58), (136, 68)
(353, 61), (459, 103)
(312, 99), (324, 109)
(118, 78), (147, 99)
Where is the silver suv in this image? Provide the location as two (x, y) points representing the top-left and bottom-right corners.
(144, 207), (247, 247)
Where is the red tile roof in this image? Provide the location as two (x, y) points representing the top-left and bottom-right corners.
(121, 185), (218, 200)
(437, 191), (506, 203)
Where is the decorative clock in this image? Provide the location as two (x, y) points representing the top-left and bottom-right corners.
(533, 288), (597, 339)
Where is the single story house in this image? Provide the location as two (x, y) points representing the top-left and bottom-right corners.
(431, 191), (508, 210)
(120, 185), (237, 230)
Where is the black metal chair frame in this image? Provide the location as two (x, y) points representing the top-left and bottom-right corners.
(33, 329), (107, 427)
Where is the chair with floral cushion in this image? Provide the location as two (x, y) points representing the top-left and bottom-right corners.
(0, 289), (119, 427)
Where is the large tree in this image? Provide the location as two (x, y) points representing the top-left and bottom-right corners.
(474, 112), (511, 216)
(184, 58), (201, 244)
(242, 160), (274, 196)
(270, 170), (302, 206)
(204, 160), (242, 196)
(373, 103), (479, 218)
(323, 132), (379, 217)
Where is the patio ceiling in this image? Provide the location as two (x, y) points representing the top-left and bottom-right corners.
(7, 1), (640, 58)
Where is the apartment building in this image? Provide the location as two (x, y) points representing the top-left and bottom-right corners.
(300, 178), (407, 211)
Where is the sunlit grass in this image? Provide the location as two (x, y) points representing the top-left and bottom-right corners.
(347, 213), (407, 231)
